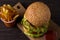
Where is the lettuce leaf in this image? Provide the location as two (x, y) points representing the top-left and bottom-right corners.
(21, 17), (48, 38)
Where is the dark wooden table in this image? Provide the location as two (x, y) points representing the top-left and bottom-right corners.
(0, 20), (29, 40)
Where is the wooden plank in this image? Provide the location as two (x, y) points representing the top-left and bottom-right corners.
(13, 2), (60, 40)
(13, 2), (26, 17)
(49, 21), (60, 40)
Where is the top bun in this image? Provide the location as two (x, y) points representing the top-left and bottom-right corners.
(24, 2), (51, 27)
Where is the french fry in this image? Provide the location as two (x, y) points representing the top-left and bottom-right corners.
(0, 4), (19, 22)
(13, 15), (19, 20)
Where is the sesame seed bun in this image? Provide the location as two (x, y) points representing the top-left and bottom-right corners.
(24, 2), (51, 27)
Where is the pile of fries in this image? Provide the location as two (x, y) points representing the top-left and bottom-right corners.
(0, 4), (19, 22)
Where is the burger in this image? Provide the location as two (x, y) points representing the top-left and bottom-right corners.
(21, 2), (51, 38)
